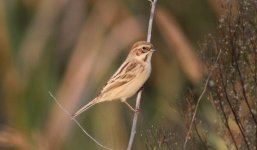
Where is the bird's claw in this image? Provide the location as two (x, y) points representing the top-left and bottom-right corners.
(134, 108), (141, 113)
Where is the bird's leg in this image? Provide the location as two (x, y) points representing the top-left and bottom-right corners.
(122, 100), (140, 113)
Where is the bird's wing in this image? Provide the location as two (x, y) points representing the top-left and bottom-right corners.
(100, 61), (142, 94)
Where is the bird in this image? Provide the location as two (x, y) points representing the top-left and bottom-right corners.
(72, 41), (155, 118)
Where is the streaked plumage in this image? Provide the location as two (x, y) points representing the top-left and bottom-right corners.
(72, 41), (155, 117)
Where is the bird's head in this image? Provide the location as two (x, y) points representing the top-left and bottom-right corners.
(128, 41), (155, 62)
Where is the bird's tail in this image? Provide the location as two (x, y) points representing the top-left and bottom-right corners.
(72, 98), (98, 118)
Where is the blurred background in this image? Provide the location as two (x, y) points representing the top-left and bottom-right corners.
(1, 0), (256, 149)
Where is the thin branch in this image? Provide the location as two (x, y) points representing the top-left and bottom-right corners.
(127, 0), (158, 150)
(48, 92), (112, 150)
(127, 90), (142, 150)
(193, 121), (208, 150)
(234, 53), (257, 124)
(147, 0), (157, 42)
(183, 49), (221, 150)
(214, 89), (239, 150)
(218, 62), (250, 149)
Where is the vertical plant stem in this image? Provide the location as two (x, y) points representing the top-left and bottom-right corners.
(193, 121), (208, 150)
(127, 0), (158, 150)
(183, 49), (221, 150)
(214, 91), (239, 150)
(217, 63), (250, 149)
(147, 0), (157, 43)
(127, 90), (142, 150)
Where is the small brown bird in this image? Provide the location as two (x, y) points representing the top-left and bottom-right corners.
(72, 41), (155, 117)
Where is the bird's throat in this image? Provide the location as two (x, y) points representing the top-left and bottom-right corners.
(143, 53), (153, 63)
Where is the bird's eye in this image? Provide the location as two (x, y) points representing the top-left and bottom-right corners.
(142, 47), (148, 53)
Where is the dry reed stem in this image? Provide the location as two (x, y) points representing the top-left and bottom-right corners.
(0, 1), (24, 121)
(44, 1), (119, 149)
(18, 0), (67, 74)
(127, 0), (158, 149)
(156, 8), (203, 83)
(57, 0), (86, 51)
(0, 126), (29, 150)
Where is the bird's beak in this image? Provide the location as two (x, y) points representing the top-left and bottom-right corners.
(150, 49), (156, 52)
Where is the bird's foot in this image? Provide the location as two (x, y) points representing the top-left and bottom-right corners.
(123, 101), (140, 113)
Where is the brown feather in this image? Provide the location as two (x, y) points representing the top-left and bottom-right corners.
(101, 62), (140, 94)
